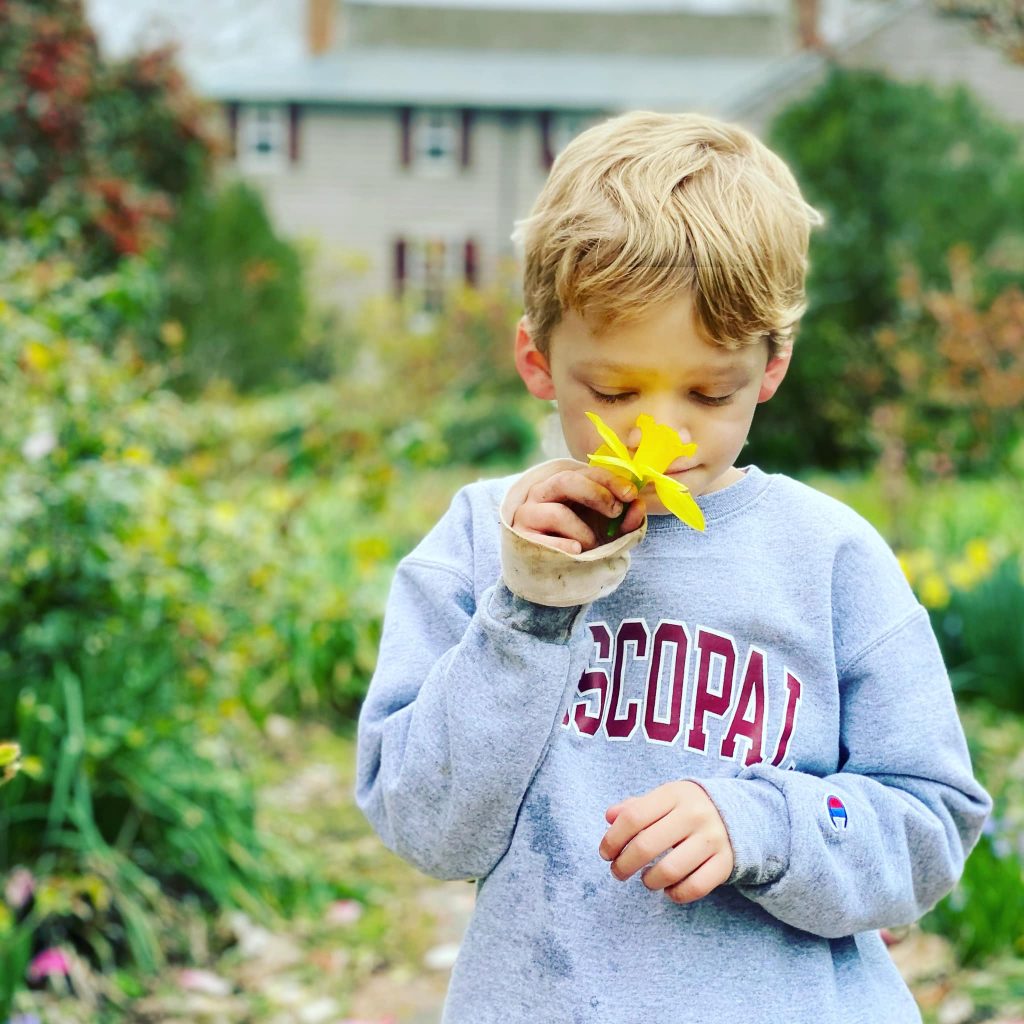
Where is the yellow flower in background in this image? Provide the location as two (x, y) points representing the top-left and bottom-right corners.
(22, 341), (56, 373)
(965, 539), (992, 572)
(586, 411), (705, 533)
(0, 742), (21, 787)
(919, 573), (951, 610)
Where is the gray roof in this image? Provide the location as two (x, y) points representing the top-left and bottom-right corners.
(194, 46), (814, 114)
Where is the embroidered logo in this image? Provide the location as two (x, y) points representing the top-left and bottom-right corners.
(826, 794), (848, 831)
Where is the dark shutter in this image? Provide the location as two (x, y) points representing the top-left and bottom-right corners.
(394, 238), (407, 296)
(288, 103), (302, 163)
(399, 107), (413, 168)
(460, 108), (474, 169)
(464, 239), (478, 287)
(539, 111), (554, 170)
(227, 102), (240, 160)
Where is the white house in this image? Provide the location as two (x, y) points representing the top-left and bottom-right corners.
(87, 0), (1024, 311)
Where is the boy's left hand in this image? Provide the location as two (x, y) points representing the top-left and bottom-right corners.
(599, 781), (734, 904)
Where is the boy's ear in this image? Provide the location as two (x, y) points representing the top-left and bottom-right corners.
(514, 317), (556, 400)
(757, 348), (792, 404)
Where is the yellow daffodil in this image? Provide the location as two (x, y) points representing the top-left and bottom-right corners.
(0, 742), (21, 787)
(586, 411), (705, 534)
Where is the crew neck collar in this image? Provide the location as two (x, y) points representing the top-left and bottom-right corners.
(646, 465), (772, 530)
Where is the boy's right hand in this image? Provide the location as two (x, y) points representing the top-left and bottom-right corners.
(510, 466), (645, 555)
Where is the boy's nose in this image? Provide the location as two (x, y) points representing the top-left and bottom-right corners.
(626, 414), (692, 451)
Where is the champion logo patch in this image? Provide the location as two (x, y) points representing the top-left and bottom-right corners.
(826, 794), (848, 831)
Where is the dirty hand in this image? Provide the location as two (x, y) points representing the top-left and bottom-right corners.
(510, 465), (645, 554)
(600, 781), (735, 904)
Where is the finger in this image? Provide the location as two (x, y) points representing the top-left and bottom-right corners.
(609, 809), (689, 882)
(640, 833), (716, 891)
(585, 468), (639, 504)
(513, 503), (599, 551)
(619, 497), (647, 535)
(529, 471), (628, 519)
(605, 804), (622, 824)
(600, 786), (678, 862)
(662, 853), (732, 905)
(512, 528), (585, 555)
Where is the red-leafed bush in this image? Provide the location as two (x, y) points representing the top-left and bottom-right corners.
(864, 248), (1024, 478)
(0, 0), (217, 270)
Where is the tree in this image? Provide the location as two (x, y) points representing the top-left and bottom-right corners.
(0, 0), (215, 270)
(749, 67), (1024, 471)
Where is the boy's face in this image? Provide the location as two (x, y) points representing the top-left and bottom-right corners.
(515, 293), (790, 512)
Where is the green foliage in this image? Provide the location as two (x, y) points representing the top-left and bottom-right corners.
(932, 558), (1024, 712)
(923, 704), (1024, 965)
(0, 0), (214, 272)
(1, 1), (311, 395)
(162, 182), (309, 392)
(863, 258), (1024, 479)
(340, 277), (537, 466)
(755, 67), (1024, 471)
(0, 263), (323, 994)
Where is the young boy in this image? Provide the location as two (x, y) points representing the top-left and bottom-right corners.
(356, 111), (990, 1023)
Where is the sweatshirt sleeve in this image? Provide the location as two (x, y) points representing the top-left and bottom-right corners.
(355, 486), (594, 882)
(697, 529), (991, 938)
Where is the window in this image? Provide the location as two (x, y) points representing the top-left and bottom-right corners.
(394, 236), (480, 316)
(541, 111), (596, 169)
(238, 104), (287, 173)
(399, 108), (473, 176)
(413, 109), (460, 177)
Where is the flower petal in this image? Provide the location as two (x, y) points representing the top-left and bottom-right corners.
(633, 414), (694, 474)
(651, 477), (705, 531)
(588, 454), (640, 483)
(585, 411), (630, 462)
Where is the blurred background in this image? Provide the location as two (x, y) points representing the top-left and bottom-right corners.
(1, 0), (1023, 1021)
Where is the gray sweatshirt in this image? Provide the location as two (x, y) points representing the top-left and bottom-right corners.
(356, 465), (990, 1024)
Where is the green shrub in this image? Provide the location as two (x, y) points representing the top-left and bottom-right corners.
(931, 557), (1024, 712)
(0, 0), (215, 273)
(162, 182), (308, 392)
(756, 67), (1024, 472)
(923, 704), (1024, 965)
(0, 269), (305, 996)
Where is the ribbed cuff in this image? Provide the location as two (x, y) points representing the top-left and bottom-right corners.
(693, 776), (791, 888)
(486, 582), (583, 643)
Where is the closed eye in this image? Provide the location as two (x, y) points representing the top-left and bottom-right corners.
(589, 388), (637, 404)
(691, 391), (736, 407)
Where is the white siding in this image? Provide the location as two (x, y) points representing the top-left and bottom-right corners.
(238, 105), (557, 305)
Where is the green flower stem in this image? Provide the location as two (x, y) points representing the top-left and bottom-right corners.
(604, 475), (642, 541)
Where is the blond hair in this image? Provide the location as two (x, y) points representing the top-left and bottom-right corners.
(512, 110), (823, 358)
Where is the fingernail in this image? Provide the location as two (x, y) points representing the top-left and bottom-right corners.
(621, 484), (637, 499)
(609, 502), (622, 516)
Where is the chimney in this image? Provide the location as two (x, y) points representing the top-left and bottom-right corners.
(308, 0), (336, 56)
(795, 0), (824, 50)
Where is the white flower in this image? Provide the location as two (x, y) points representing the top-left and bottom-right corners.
(21, 430), (57, 462)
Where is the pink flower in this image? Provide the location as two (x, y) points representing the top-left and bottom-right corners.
(4, 868), (35, 911)
(177, 968), (232, 996)
(27, 947), (70, 983)
(325, 899), (363, 926)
